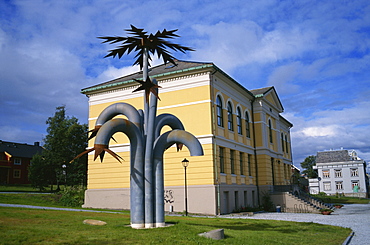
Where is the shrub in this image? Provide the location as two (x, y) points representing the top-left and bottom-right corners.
(57, 186), (85, 207)
(261, 191), (275, 211)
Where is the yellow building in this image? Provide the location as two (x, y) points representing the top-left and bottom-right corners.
(81, 60), (293, 215)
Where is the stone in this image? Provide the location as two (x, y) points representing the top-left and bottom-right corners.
(83, 219), (107, 226)
(198, 228), (224, 240)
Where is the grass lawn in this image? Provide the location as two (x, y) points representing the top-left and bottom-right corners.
(0, 192), (352, 245)
(0, 206), (351, 245)
(313, 195), (370, 204)
(0, 184), (60, 193)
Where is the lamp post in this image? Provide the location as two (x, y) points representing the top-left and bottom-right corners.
(62, 164), (67, 189)
(182, 158), (189, 216)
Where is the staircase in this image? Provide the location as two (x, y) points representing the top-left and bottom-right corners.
(270, 191), (333, 213)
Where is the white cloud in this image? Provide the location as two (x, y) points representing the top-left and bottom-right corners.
(284, 100), (370, 165)
(301, 126), (340, 137)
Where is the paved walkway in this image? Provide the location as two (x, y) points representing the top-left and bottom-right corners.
(1, 203), (369, 244)
(221, 204), (370, 245)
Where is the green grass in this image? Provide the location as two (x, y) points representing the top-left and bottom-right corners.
(0, 192), (352, 244)
(0, 184), (60, 193)
(0, 193), (65, 207)
(313, 195), (370, 204)
(0, 207), (350, 245)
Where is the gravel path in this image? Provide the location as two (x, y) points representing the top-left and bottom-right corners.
(221, 204), (370, 245)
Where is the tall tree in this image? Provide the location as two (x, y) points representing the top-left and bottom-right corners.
(300, 155), (317, 178)
(29, 106), (88, 190)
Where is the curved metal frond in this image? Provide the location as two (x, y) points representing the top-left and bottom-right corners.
(98, 25), (194, 69)
(132, 76), (161, 103)
(70, 144), (123, 164)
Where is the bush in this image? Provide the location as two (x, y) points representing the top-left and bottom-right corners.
(57, 186), (85, 207)
(261, 191), (275, 211)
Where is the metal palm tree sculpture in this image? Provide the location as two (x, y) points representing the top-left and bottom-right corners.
(76, 25), (203, 229)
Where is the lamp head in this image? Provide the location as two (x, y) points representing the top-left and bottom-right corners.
(182, 158), (189, 167)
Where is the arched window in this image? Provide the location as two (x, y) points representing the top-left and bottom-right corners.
(227, 102), (234, 131)
(245, 111), (250, 138)
(216, 95), (223, 127)
(237, 107), (242, 135)
(268, 119), (273, 143)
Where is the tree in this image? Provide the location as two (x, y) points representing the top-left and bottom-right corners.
(28, 153), (49, 191)
(29, 106), (88, 190)
(300, 155), (317, 178)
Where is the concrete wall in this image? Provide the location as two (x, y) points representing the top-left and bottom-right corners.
(270, 192), (321, 213)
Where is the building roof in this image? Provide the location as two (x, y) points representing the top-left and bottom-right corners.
(316, 150), (352, 163)
(0, 140), (43, 158)
(81, 60), (255, 97)
(249, 87), (274, 97)
(81, 60), (213, 93)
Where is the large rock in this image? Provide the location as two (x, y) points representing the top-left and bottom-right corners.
(198, 228), (224, 240)
(83, 219), (107, 226)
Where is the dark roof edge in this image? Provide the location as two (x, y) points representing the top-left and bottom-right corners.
(81, 62), (213, 94)
(211, 63), (255, 97)
(279, 115), (293, 127)
(81, 61), (254, 97)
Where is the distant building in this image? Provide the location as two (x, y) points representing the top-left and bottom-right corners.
(0, 140), (43, 184)
(310, 149), (368, 198)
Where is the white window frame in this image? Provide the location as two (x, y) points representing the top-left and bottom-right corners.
(335, 181), (343, 190)
(350, 168), (359, 177)
(14, 158), (21, 165)
(322, 170), (330, 178)
(334, 169), (342, 178)
(13, 169), (21, 178)
(351, 181), (359, 189)
(323, 182), (331, 191)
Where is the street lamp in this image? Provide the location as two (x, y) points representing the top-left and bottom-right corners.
(182, 158), (189, 216)
(62, 164), (67, 186)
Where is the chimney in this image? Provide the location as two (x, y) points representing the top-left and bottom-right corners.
(34, 142), (40, 146)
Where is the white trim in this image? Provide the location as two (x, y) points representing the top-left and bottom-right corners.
(88, 135), (214, 154)
(88, 100), (211, 121)
(158, 100), (210, 110)
(88, 74), (210, 106)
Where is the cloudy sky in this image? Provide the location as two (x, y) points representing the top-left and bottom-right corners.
(1, 0), (370, 169)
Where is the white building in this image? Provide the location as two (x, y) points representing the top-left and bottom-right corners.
(311, 149), (368, 198)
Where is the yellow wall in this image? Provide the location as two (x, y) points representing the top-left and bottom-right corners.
(87, 84), (214, 189)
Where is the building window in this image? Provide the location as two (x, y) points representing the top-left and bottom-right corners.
(244, 191), (248, 207)
(351, 181), (359, 189)
(219, 147), (225, 173)
(322, 170), (330, 178)
(13, 169), (21, 178)
(271, 157), (275, 185)
(234, 191), (239, 210)
(239, 152), (244, 175)
(335, 169), (342, 178)
(351, 168), (359, 177)
(216, 95), (224, 127)
(285, 135), (289, 153)
(281, 133), (284, 152)
(268, 119), (273, 143)
(248, 154), (252, 176)
(335, 181), (343, 190)
(245, 112), (250, 138)
(227, 102), (234, 131)
(230, 150), (235, 174)
(237, 107), (242, 135)
(323, 182), (331, 191)
(14, 158), (21, 165)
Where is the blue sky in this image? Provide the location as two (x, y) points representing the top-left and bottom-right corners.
(1, 0), (370, 168)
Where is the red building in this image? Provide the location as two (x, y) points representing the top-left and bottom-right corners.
(0, 140), (43, 184)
